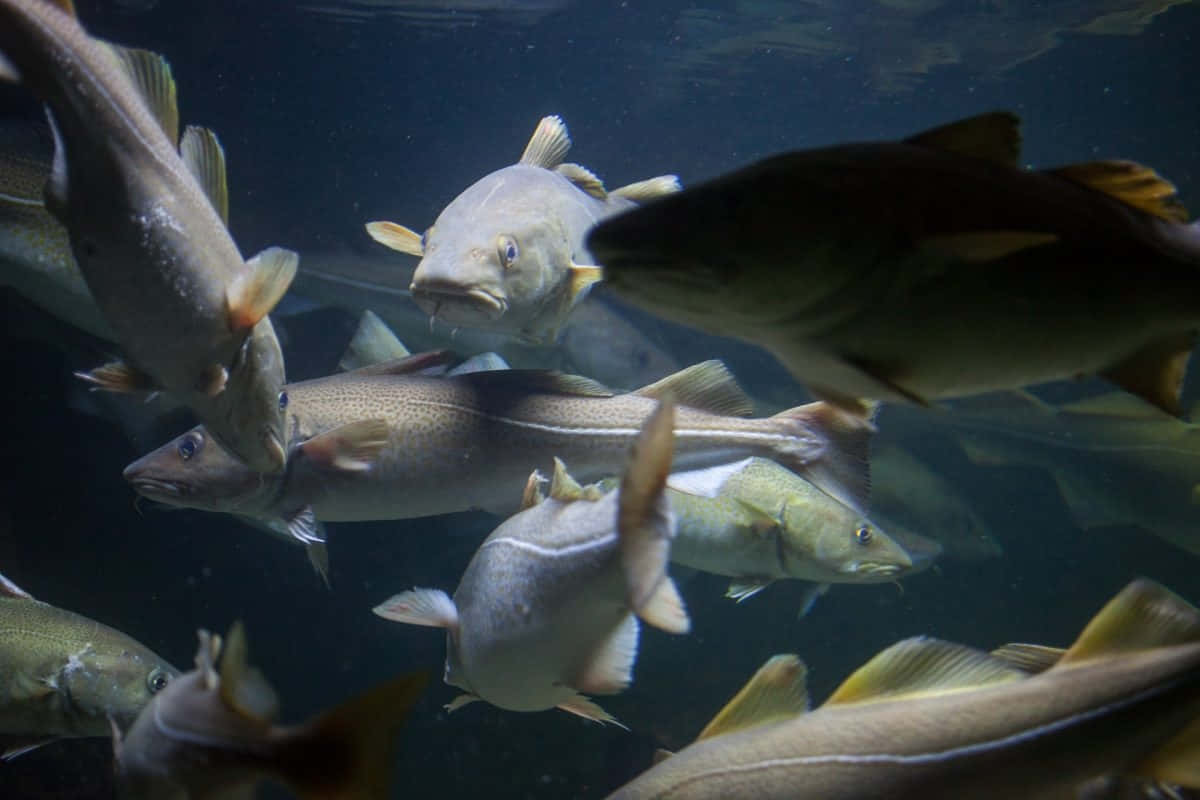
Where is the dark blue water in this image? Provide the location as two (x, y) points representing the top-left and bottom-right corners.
(2, 0), (1199, 797)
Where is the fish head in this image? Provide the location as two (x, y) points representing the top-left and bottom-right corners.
(781, 498), (914, 582)
(123, 425), (274, 513)
(59, 642), (178, 729)
(410, 167), (575, 339)
(202, 318), (289, 474)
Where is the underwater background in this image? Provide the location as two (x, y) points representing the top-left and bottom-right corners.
(2, 0), (1200, 796)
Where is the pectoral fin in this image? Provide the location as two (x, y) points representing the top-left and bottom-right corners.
(696, 654), (809, 741)
(556, 694), (626, 729)
(568, 263), (604, 305)
(725, 577), (773, 603)
(226, 247), (299, 332)
(373, 588), (459, 631)
(573, 614), (639, 695)
(218, 621), (280, 723)
(444, 693), (480, 713)
(75, 360), (159, 393)
(364, 221), (424, 256)
(298, 419), (390, 472)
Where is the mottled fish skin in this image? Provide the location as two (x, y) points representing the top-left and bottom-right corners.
(123, 365), (842, 528)
(608, 579), (1200, 799)
(0, 0), (294, 473)
(667, 458), (915, 586)
(587, 112), (1200, 416)
(0, 576), (176, 749)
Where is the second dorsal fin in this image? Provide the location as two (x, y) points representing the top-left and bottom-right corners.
(180, 126), (229, 225)
(696, 654), (809, 741)
(1058, 578), (1200, 666)
(632, 361), (754, 417)
(905, 111), (1021, 167)
(1050, 160), (1188, 223)
(110, 46), (179, 145)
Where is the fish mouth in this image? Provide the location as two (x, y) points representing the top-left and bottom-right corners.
(126, 477), (187, 500)
(846, 562), (907, 578)
(410, 283), (509, 323)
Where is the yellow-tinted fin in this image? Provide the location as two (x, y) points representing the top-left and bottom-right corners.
(905, 111), (1021, 167)
(989, 643), (1066, 674)
(1051, 160), (1189, 223)
(218, 621), (280, 724)
(179, 126), (229, 225)
(1058, 578), (1200, 665)
(110, 46), (178, 145)
(549, 457), (585, 502)
(1135, 717), (1200, 789)
(1100, 332), (1194, 418)
(279, 671), (427, 800)
(227, 246), (299, 332)
(696, 654), (809, 741)
(918, 231), (1059, 262)
(557, 694), (626, 728)
(611, 175), (683, 203)
(519, 115), (571, 169)
(633, 360), (755, 417)
(364, 221), (424, 256)
(74, 360), (158, 393)
(557, 163), (606, 198)
(825, 636), (1026, 706)
(568, 263), (604, 304)
(339, 309), (410, 371)
(298, 419), (390, 472)
(733, 499), (783, 537)
(519, 469), (546, 510)
(619, 399), (691, 635)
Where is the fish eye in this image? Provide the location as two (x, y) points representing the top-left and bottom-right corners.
(146, 668), (170, 694)
(278, 391), (288, 410)
(855, 525), (873, 545)
(177, 433), (202, 461)
(498, 235), (519, 268)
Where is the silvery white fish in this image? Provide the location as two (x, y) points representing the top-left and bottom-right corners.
(0, 0), (298, 473)
(123, 358), (871, 564)
(0, 571), (176, 761)
(366, 115), (680, 343)
(664, 457), (916, 612)
(112, 621), (427, 800)
(609, 578), (1200, 799)
(373, 399), (689, 725)
(587, 111), (1200, 417)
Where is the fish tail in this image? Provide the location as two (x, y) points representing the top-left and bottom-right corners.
(273, 671), (428, 800)
(770, 401), (875, 513)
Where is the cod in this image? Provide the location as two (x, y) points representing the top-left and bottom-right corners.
(373, 400), (688, 725)
(609, 578), (1200, 799)
(367, 115), (680, 343)
(0, 570), (177, 760)
(586, 111), (1200, 417)
(0, 0), (298, 472)
(123, 358), (872, 565)
(112, 621), (427, 800)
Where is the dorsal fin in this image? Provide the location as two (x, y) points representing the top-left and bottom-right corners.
(520, 470), (546, 510)
(1058, 578), (1200, 666)
(0, 572), (33, 600)
(905, 111), (1021, 167)
(611, 175), (682, 203)
(179, 126), (229, 225)
(453, 369), (614, 398)
(195, 629), (222, 690)
(556, 163), (606, 199)
(697, 654), (809, 741)
(341, 349), (454, 378)
(549, 457), (585, 501)
(824, 636), (1026, 706)
(519, 115), (570, 168)
(633, 361), (754, 417)
(339, 310), (411, 371)
(217, 622), (279, 724)
(1050, 160), (1189, 223)
(109, 46), (178, 145)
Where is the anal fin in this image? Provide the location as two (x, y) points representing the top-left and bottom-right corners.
(1101, 332), (1194, 418)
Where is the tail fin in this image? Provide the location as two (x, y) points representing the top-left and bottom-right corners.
(771, 401), (875, 513)
(276, 671), (428, 800)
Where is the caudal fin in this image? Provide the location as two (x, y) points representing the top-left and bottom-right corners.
(771, 401), (875, 513)
(276, 671), (428, 800)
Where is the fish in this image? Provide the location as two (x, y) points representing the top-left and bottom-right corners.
(0, 118), (112, 341)
(0, 0), (299, 472)
(123, 358), (873, 565)
(586, 111), (1200, 417)
(111, 621), (427, 799)
(951, 390), (1200, 558)
(372, 398), (689, 725)
(608, 577), (1200, 799)
(0, 570), (177, 761)
(870, 443), (1003, 561)
(660, 457), (917, 612)
(366, 115), (681, 343)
